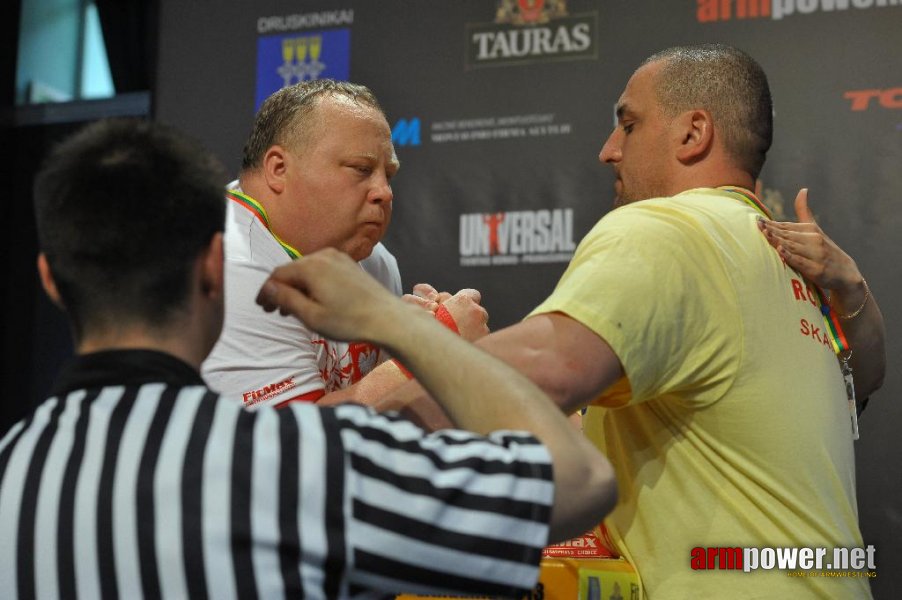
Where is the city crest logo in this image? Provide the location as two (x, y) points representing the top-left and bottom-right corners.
(466, 0), (598, 69)
(254, 29), (351, 110)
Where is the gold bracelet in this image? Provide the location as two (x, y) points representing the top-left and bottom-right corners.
(837, 278), (870, 320)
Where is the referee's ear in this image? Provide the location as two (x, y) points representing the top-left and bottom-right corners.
(199, 232), (225, 300)
(37, 253), (66, 311)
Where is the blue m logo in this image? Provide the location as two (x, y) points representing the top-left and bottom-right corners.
(392, 118), (421, 147)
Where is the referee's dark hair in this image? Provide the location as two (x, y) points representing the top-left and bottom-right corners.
(33, 118), (227, 341)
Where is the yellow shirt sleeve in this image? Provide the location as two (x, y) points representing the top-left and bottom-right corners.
(529, 200), (742, 408)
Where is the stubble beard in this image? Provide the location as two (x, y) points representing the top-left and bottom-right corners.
(613, 181), (642, 208)
(613, 174), (669, 208)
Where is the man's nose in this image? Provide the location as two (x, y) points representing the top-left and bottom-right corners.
(599, 130), (622, 164)
(369, 174), (393, 204)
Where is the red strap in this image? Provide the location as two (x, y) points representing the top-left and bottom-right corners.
(392, 358), (414, 380)
(274, 389), (326, 408)
(435, 304), (460, 333)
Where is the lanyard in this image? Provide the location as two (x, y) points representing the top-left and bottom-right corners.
(226, 190), (302, 259)
(719, 186), (849, 355)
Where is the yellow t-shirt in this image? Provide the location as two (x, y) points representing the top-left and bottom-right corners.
(530, 188), (869, 599)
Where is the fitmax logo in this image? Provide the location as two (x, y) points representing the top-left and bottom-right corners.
(392, 118), (421, 147)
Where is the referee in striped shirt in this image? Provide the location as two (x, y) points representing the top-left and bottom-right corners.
(0, 119), (616, 599)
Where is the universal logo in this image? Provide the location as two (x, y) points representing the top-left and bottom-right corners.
(465, 0), (598, 69)
(459, 209), (576, 267)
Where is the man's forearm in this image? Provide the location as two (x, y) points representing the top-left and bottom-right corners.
(370, 379), (455, 430)
(374, 313), (624, 429)
(383, 317), (553, 434)
(316, 358), (411, 407)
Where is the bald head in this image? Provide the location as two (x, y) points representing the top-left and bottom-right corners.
(641, 44), (773, 179)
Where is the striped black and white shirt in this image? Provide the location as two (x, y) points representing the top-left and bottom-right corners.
(0, 350), (554, 599)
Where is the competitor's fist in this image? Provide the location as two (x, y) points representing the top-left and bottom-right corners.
(402, 283), (453, 313)
(440, 289), (490, 341)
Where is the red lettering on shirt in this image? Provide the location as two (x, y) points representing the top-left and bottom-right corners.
(810, 324), (821, 342)
(791, 279), (805, 301)
(800, 318), (811, 336)
(799, 318), (837, 352)
(790, 278), (818, 307)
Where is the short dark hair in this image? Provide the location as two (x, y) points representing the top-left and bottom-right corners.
(33, 118), (227, 340)
(642, 44), (773, 179)
(241, 79), (385, 171)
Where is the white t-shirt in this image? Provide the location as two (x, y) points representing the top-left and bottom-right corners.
(202, 197), (402, 408)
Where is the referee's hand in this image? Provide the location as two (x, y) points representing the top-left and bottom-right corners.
(256, 248), (428, 344)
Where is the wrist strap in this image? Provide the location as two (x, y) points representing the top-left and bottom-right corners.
(435, 304), (460, 333)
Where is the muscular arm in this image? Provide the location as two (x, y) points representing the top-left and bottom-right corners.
(374, 312), (624, 429)
(759, 189), (886, 402)
(257, 249), (618, 543)
(475, 312), (624, 414)
(315, 359), (411, 406)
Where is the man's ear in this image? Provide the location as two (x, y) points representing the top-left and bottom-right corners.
(37, 253), (66, 310)
(199, 232), (225, 299)
(674, 109), (714, 163)
(261, 145), (290, 194)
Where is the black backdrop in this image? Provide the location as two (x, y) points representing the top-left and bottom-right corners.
(151, 1), (900, 597)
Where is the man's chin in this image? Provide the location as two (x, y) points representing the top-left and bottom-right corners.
(345, 239), (379, 262)
(612, 189), (651, 208)
(612, 180), (632, 208)
(613, 190), (635, 209)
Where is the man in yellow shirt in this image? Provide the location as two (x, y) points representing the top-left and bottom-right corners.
(385, 43), (886, 598)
